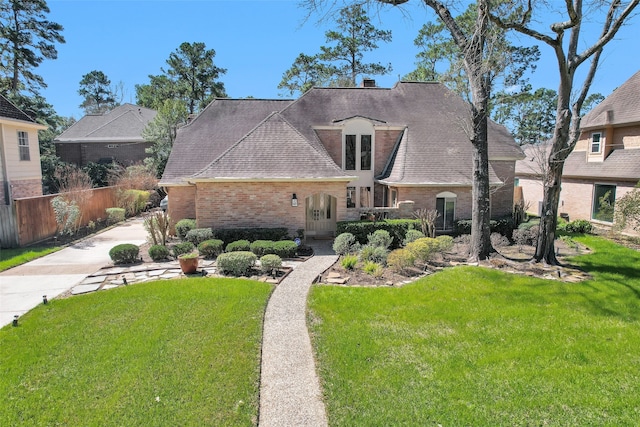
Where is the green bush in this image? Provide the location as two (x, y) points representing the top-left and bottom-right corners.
(120, 189), (150, 216)
(333, 233), (359, 256)
(226, 240), (251, 252)
(341, 254), (358, 270)
(436, 235), (454, 252)
(216, 251), (257, 276)
(172, 241), (195, 257)
(513, 226), (539, 247)
(387, 248), (416, 273)
(362, 261), (384, 277)
(518, 218), (540, 230)
(185, 228), (213, 246)
(565, 219), (593, 234)
(359, 244), (389, 265)
(336, 219), (421, 249)
(106, 207), (126, 224)
(273, 241), (298, 258)
(367, 229), (393, 249)
(214, 228), (289, 245)
(454, 217), (514, 239)
(148, 244), (170, 261)
(250, 240), (276, 257)
(403, 229), (425, 246)
(197, 239), (224, 259)
(260, 254), (282, 273)
(175, 219), (197, 241)
(109, 243), (140, 264)
(406, 237), (440, 263)
(556, 216), (569, 232)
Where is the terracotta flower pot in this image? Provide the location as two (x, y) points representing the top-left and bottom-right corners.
(178, 255), (199, 274)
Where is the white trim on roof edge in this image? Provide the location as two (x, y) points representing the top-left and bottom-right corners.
(187, 176), (358, 184)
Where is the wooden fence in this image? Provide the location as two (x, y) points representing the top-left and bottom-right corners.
(0, 204), (18, 247)
(1, 186), (118, 248)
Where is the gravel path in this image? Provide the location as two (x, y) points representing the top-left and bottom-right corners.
(259, 241), (337, 427)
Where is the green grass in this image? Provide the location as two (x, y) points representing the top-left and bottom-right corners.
(0, 246), (61, 271)
(0, 278), (272, 426)
(309, 235), (640, 426)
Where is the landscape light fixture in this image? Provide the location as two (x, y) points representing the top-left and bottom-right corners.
(43, 295), (48, 304)
(12, 315), (19, 327)
(291, 193), (298, 207)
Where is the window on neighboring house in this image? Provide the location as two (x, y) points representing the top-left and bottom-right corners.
(390, 189), (397, 207)
(360, 186), (372, 208)
(592, 184), (616, 223)
(346, 186), (356, 208)
(360, 135), (371, 170)
(18, 131), (29, 161)
(345, 135), (356, 170)
(435, 192), (457, 230)
(590, 132), (602, 153)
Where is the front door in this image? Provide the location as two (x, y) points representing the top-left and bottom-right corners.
(306, 193), (337, 237)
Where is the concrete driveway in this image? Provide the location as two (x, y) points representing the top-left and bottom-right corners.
(0, 218), (147, 327)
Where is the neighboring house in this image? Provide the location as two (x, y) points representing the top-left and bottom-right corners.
(54, 103), (157, 167)
(160, 81), (524, 237)
(0, 94), (47, 204)
(516, 70), (640, 228)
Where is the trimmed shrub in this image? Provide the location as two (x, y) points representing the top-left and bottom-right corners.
(260, 254), (282, 273)
(333, 233), (359, 256)
(119, 189), (150, 216)
(226, 239), (251, 252)
(250, 240), (276, 257)
(403, 229), (425, 246)
(109, 243), (139, 264)
(106, 207), (125, 224)
(367, 229), (393, 249)
(148, 244), (170, 261)
(214, 228), (289, 245)
(273, 241), (297, 258)
(175, 219), (197, 241)
(387, 248), (416, 274)
(336, 219), (421, 249)
(454, 217), (514, 239)
(198, 239), (224, 259)
(217, 251), (257, 276)
(406, 237), (440, 263)
(341, 254), (358, 270)
(185, 228), (213, 246)
(490, 232), (510, 248)
(513, 225), (539, 247)
(172, 241), (195, 257)
(565, 219), (592, 234)
(359, 244), (389, 265)
(436, 235), (454, 252)
(362, 261), (384, 277)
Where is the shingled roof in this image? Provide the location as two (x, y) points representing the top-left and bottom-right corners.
(55, 104), (156, 143)
(161, 82), (522, 186)
(581, 70), (640, 129)
(0, 94), (37, 123)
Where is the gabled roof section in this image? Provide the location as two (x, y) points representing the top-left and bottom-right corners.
(563, 148), (640, 181)
(161, 98), (294, 185)
(55, 104), (157, 143)
(0, 94), (37, 123)
(581, 70), (640, 129)
(190, 112), (350, 180)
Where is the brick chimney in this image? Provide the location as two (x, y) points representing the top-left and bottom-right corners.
(361, 78), (376, 88)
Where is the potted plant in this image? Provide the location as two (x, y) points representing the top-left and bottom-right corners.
(178, 252), (199, 274)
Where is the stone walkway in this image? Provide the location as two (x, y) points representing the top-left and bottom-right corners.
(259, 241), (337, 427)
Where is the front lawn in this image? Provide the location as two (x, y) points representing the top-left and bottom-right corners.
(0, 278), (272, 426)
(309, 235), (640, 425)
(0, 246), (61, 272)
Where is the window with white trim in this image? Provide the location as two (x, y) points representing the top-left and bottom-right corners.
(18, 131), (30, 161)
(590, 132), (602, 154)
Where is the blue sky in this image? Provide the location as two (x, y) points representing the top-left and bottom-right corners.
(39, 0), (640, 119)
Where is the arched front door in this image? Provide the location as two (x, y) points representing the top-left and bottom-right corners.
(306, 193), (337, 237)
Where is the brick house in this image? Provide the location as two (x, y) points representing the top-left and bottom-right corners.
(0, 94), (47, 204)
(54, 103), (156, 167)
(516, 70), (640, 228)
(160, 81), (524, 237)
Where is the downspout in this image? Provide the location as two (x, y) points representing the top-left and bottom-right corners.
(0, 125), (12, 205)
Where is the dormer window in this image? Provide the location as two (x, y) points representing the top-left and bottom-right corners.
(590, 132), (602, 153)
(344, 134), (372, 171)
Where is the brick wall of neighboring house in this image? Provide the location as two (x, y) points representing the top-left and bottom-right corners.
(315, 129), (342, 167)
(57, 141), (152, 167)
(374, 129), (402, 176)
(10, 179), (42, 199)
(517, 176), (544, 216)
(194, 181), (349, 235)
(167, 185), (196, 224)
(490, 160), (517, 218)
(396, 186), (473, 220)
(560, 178), (637, 223)
(614, 124), (640, 149)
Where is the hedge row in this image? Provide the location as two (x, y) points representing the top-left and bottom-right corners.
(453, 217), (514, 239)
(336, 219), (422, 249)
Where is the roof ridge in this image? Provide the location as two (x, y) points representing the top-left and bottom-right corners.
(86, 107), (141, 136)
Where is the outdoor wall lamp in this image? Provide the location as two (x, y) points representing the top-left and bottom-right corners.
(291, 193), (298, 207)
